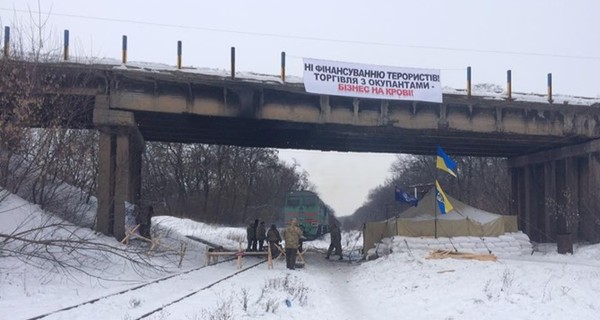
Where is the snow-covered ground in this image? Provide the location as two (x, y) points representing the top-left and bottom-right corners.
(2, 191), (600, 320)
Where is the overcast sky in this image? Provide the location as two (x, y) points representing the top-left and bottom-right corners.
(2, 0), (599, 216)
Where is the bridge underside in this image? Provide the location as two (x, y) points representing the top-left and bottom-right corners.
(134, 111), (593, 157)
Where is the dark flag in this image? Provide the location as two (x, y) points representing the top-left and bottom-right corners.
(394, 186), (418, 206)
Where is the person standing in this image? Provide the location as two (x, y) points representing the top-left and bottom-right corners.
(266, 224), (282, 259)
(256, 221), (267, 251)
(251, 219), (259, 251)
(298, 225), (305, 253)
(283, 218), (303, 270)
(326, 223), (343, 260)
(246, 222), (255, 251)
(136, 205), (152, 238)
(145, 205), (153, 238)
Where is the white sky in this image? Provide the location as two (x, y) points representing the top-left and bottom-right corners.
(1, 0), (599, 216)
(3, 193), (600, 319)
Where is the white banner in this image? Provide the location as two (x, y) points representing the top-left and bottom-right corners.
(303, 58), (442, 103)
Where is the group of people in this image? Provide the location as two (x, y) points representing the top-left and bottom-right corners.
(246, 219), (283, 257)
(246, 218), (344, 270)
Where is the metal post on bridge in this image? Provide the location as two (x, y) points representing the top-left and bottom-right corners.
(466, 66), (471, 97)
(547, 73), (553, 104)
(506, 69), (512, 100)
(63, 30), (69, 61)
(177, 40), (182, 69)
(281, 51), (286, 82)
(230, 46), (235, 80)
(3, 26), (9, 58)
(122, 35), (128, 64)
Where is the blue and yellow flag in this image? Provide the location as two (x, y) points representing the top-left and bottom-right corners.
(436, 146), (457, 177)
(435, 180), (453, 214)
(395, 186), (418, 207)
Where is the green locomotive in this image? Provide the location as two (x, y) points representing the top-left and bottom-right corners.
(283, 190), (332, 240)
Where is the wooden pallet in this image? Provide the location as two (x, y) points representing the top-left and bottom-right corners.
(426, 249), (497, 262)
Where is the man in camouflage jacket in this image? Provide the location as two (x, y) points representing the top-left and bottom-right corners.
(283, 218), (303, 270)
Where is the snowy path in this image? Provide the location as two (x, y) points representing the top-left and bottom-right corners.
(142, 250), (370, 320)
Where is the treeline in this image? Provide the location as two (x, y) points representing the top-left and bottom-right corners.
(341, 154), (509, 230)
(0, 129), (312, 227)
(141, 143), (312, 226)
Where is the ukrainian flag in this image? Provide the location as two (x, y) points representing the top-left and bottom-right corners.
(436, 146), (457, 177)
(435, 180), (453, 214)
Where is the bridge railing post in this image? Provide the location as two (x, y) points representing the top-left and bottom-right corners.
(466, 66), (471, 97)
(547, 73), (553, 104)
(3, 26), (9, 58)
(177, 40), (182, 69)
(230, 46), (235, 80)
(63, 29), (69, 61)
(281, 51), (286, 82)
(122, 35), (128, 64)
(506, 69), (512, 100)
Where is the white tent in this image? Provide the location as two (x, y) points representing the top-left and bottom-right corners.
(363, 189), (518, 252)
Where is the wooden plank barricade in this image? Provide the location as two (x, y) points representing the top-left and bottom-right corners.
(271, 243), (306, 268)
(205, 242), (274, 269)
(121, 224), (188, 268)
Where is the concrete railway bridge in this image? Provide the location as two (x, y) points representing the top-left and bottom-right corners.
(1, 60), (599, 243)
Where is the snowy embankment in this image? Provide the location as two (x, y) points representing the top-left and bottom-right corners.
(369, 232), (533, 259)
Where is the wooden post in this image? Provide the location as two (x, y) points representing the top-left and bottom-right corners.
(267, 243), (273, 269)
(297, 249), (305, 265)
(120, 224), (140, 245)
(237, 242), (242, 269)
(204, 248), (210, 266)
(63, 30), (69, 61)
(178, 243), (187, 268)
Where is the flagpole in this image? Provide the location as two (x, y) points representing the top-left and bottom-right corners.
(434, 166), (438, 239)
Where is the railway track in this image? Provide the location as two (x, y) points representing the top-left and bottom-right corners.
(26, 257), (266, 320)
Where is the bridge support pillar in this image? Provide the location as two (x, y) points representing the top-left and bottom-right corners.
(96, 131), (115, 236)
(580, 153), (600, 242)
(508, 139), (600, 243)
(94, 101), (144, 241)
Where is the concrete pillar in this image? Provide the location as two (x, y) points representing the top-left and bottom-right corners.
(96, 130), (115, 235)
(510, 167), (525, 230)
(523, 165), (532, 237)
(94, 106), (144, 240)
(113, 134), (131, 241)
(564, 158), (579, 239)
(510, 167), (520, 217)
(508, 140), (600, 243)
(581, 153), (600, 242)
(591, 153), (600, 242)
(543, 161), (557, 242)
(531, 164), (545, 242)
